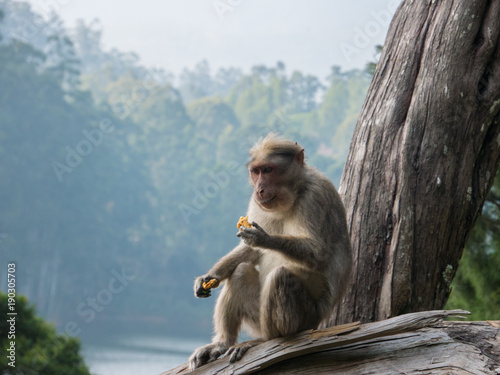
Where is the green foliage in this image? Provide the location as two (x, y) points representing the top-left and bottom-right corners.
(446, 170), (500, 319)
(0, 293), (90, 375)
(187, 97), (240, 141)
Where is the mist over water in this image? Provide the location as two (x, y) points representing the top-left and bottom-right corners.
(82, 335), (204, 375)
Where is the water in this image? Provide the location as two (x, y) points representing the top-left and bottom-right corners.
(81, 335), (206, 375)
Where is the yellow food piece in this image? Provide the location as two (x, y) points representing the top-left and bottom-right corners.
(237, 216), (252, 231)
(202, 279), (219, 290)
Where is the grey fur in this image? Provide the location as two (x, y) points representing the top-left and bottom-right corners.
(189, 134), (352, 370)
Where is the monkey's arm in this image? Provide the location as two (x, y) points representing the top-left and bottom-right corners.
(208, 243), (260, 280)
(237, 223), (324, 270)
(194, 243), (260, 298)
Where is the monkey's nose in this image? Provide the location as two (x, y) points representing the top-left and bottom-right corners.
(258, 189), (265, 198)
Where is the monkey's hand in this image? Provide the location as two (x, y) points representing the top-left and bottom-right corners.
(189, 342), (229, 370)
(236, 222), (271, 248)
(194, 275), (220, 298)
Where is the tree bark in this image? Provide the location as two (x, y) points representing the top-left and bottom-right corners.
(161, 311), (500, 375)
(327, 0), (500, 325)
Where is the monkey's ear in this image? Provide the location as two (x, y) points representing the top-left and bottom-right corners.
(296, 149), (305, 165)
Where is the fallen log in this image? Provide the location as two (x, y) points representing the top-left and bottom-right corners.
(160, 310), (500, 375)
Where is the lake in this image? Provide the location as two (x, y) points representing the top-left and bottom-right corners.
(81, 335), (206, 375)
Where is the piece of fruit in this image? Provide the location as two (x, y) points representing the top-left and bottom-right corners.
(202, 279), (219, 290)
(237, 216), (252, 230)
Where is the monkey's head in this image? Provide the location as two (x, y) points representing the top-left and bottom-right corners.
(248, 133), (305, 211)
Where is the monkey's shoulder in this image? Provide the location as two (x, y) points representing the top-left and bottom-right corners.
(303, 166), (339, 193)
(300, 169), (342, 208)
(295, 168), (347, 233)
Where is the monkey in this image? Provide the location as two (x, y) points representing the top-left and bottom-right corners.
(189, 133), (352, 370)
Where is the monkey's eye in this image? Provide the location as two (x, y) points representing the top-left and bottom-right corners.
(251, 168), (260, 175)
(262, 167), (273, 174)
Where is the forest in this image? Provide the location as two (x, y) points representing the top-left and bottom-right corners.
(0, 0), (498, 348)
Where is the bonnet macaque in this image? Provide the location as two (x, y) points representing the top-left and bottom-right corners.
(189, 133), (352, 369)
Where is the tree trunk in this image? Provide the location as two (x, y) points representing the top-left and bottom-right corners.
(328, 0), (500, 325)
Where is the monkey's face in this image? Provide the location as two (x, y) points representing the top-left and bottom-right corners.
(248, 161), (297, 212)
(247, 136), (305, 212)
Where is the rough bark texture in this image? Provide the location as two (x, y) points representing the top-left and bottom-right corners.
(327, 0), (500, 325)
(161, 311), (500, 375)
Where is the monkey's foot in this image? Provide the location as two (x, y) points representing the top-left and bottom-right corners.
(226, 339), (264, 363)
(188, 342), (229, 370)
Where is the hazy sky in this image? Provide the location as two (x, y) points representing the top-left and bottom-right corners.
(25, 0), (401, 79)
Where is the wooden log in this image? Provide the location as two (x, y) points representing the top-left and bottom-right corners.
(159, 310), (500, 374)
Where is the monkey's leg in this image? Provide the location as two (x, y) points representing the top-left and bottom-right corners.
(260, 266), (321, 340)
(189, 262), (260, 369)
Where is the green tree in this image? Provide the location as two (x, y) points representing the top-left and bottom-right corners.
(187, 97), (240, 144)
(287, 71), (323, 113)
(317, 66), (349, 132)
(446, 169), (500, 319)
(179, 60), (214, 103)
(0, 293), (90, 375)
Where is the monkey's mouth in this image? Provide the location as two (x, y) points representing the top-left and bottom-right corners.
(258, 195), (277, 206)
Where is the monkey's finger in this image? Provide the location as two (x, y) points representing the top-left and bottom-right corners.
(203, 275), (216, 283)
(229, 345), (251, 363)
(189, 347), (210, 370)
(209, 347), (225, 362)
(195, 285), (212, 298)
(237, 227), (256, 234)
(229, 349), (240, 363)
(251, 221), (262, 230)
(236, 229), (250, 237)
(236, 229), (252, 239)
(236, 228), (260, 244)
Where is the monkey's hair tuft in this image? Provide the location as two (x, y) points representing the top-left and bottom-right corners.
(250, 133), (304, 162)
